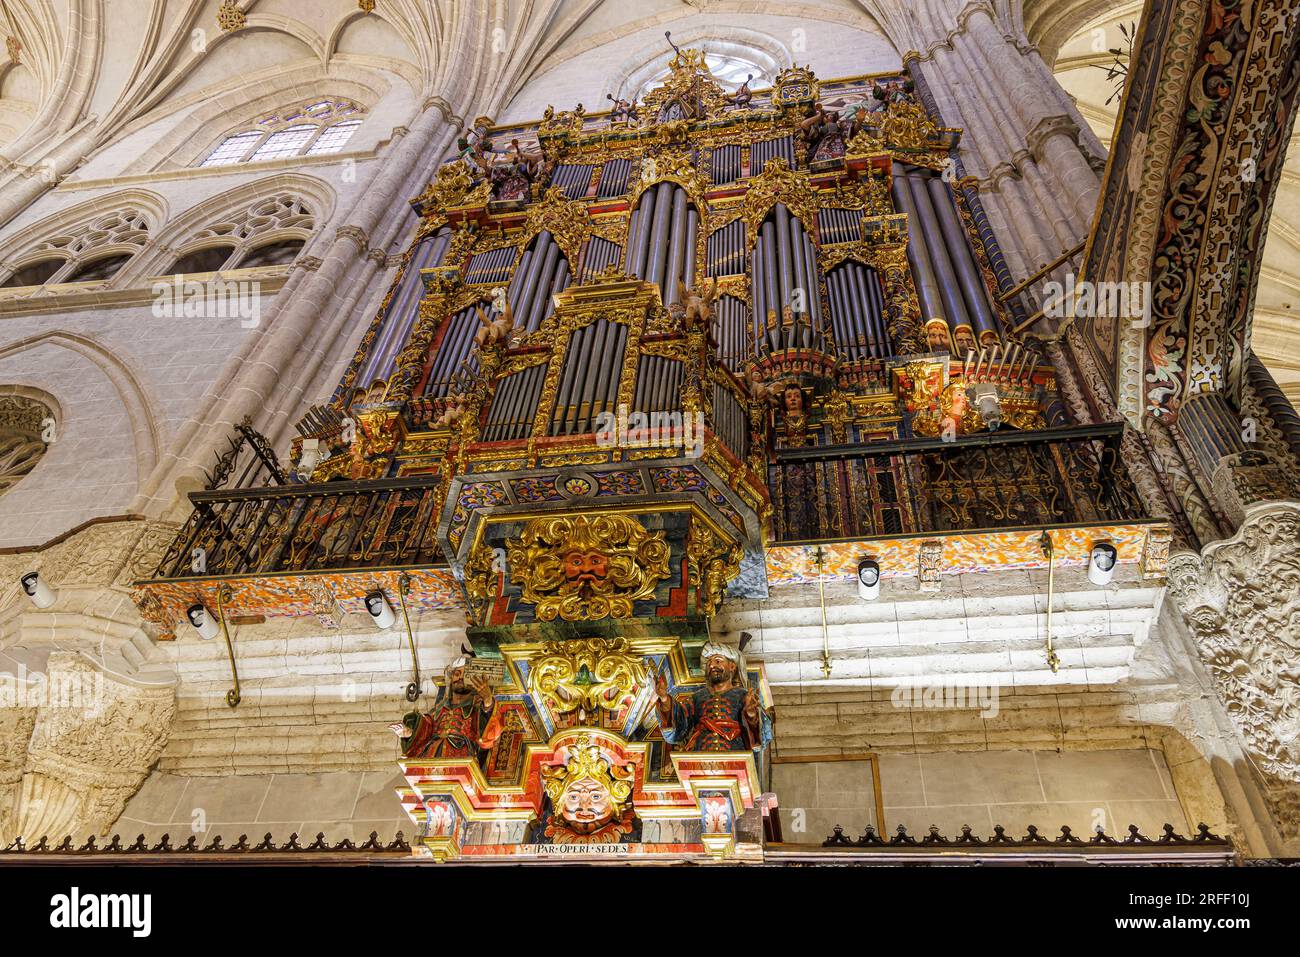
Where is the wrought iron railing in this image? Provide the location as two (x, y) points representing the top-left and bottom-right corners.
(768, 423), (1145, 543)
(150, 476), (444, 581)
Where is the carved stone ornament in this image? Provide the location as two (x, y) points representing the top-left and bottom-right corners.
(505, 514), (671, 621)
(1168, 501), (1300, 790)
(2, 653), (175, 842)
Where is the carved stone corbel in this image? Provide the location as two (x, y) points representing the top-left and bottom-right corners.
(1168, 501), (1300, 840)
(11, 654), (175, 842)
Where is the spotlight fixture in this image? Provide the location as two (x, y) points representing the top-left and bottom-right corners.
(857, 558), (881, 601)
(966, 382), (1002, 430)
(1088, 542), (1118, 586)
(365, 590), (396, 630)
(186, 603), (220, 640)
(19, 571), (56, 609)
(297, 438), (323, 480)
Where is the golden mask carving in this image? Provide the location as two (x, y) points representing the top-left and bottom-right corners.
(530, 637), (648, 723)
(506, 514), (671, 621)
(540, 733), (635, 830)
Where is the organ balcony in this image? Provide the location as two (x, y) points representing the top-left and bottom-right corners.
(130, 50), (1170, 646)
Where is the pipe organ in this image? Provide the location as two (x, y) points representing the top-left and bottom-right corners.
(146, 50), (1105, 661)
(131, 46), (1160, 865)
(314, 49), (1068, 544)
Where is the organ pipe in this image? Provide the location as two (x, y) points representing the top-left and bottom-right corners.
(665, 188), (688, 305)
(926, 175), (999, 340)
(906, 173), (972, 336)
(892, 175), (946, 332)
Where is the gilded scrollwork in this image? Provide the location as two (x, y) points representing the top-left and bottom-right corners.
(530, 637), (648, 722)
(505, 514), (671, 621)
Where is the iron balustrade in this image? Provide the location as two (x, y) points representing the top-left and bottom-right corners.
(768, 423), (1146, 543)
(150, 475), (445, 580)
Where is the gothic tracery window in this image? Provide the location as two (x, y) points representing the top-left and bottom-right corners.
(161, 193), (316, 274)
(198, 100), (365, 168)
(0, 207), (151, 288)
(0, 394), (52, 497)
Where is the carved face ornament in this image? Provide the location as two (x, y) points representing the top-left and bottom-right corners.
(507, 514), (671, 621)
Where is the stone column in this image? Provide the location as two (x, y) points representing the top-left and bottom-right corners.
(878, 0), (1102, 281)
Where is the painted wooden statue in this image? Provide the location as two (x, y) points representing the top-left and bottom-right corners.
(654, 641), (772, 752)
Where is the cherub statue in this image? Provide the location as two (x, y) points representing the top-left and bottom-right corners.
(678, 277), (718, 329)
(433, 393), (467, 429)
(745, 367), (779, 405)
(606, 93), (639, 125)
(730, 74), (754, 109)
(474, 297), (515, 348)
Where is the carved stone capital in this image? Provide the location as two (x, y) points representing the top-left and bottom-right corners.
(11, 653), (175, 839)
(336, 225), (369, 255)
(1169, 502), (1300, 805)
(1210, 452), (1295, 529)
(1025, 114), (1082, 164)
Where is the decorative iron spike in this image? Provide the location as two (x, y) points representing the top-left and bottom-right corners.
(255, 833), (276, 852)
(1022, 824), (1048, 843)
(954, 824), (984, 844)
(1158, 823), (1186, 844)
(987, 824), (1015, 844)
(1194, 823), (1226, 844)
(889, 824), (918, 846)
(150, 834), (171, 853)
(922, 825), (949, 845)
(1123, 824), (1152, 845)
(1055, 825), (1083, 844)
(823, 824), (854, 846)
(856, 825), (885, 846)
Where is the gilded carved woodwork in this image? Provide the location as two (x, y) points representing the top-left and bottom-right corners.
(742, 157), (818, 242)
(505, 514), (672, 621)
(529, 638), (648, 722)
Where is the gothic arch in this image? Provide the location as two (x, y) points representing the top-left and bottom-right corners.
(326, 8), (423, 74)
(0, 331), (161, 490)
(0, 385), (59, 498)
(123, 64), (391, 175)
(0, 188), (166, 288)
(127, 174), (336, 282)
